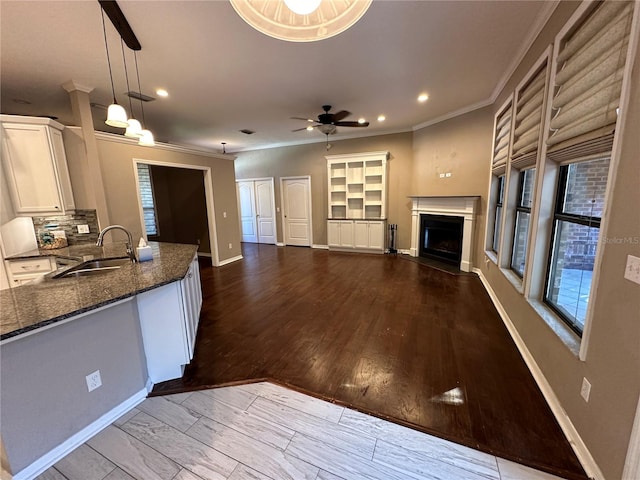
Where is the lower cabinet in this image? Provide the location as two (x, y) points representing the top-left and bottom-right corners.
(137, 255), (203, 384)
(328, 220), (385, 253)
(5, 257), (56, 287)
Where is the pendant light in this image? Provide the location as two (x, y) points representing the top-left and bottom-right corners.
(120, 39), (143, 138)
(134, 50), (155, 146)
(101, 10), (128, 128)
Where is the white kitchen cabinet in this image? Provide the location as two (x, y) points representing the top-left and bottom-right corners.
(137, 255), (202, 383)
(5, 256), (56, 287)
(0, 115), (75, 215)
(328, 220), (354, 248)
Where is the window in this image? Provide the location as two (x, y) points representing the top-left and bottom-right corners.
(492, 175), (505, 253)
(544, 156), (609, 335)
(510, 168), (536, 277)
(137, 163), (159, 236)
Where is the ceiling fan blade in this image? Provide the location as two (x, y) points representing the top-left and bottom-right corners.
(334, 121), (369, 127)
(292, 124), (320, 132)
(332, 110), (351, 122)
(291, 116), (315, 122)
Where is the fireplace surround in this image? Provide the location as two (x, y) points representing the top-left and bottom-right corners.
(409, 196), (479, 272)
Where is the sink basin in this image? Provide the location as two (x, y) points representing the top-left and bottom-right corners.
(53, 257), (131, 279)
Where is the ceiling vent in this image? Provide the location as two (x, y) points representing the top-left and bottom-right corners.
(240, 129), (255, 135)
(126, 91), (155, 102)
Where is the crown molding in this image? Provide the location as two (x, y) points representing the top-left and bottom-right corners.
(61, 80), (94, 94)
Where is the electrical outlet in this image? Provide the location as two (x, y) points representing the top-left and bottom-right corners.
(223, 211), (227, 218)
(228, 243), (233, 249)
(580, 377), (591, 402)
(86, 370), (102, 392)
(624, 254), (640, 285)
(77, 224), (90, 234)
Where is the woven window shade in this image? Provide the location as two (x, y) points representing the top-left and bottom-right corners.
(492, 104), (512, 175)
(547, 1), (633, 162)
(511, 64), (547, 169)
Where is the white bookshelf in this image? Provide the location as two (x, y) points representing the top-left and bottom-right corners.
(326, 151), (388, 253)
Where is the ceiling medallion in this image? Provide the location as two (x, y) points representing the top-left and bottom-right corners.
(229, 0), (372, 42)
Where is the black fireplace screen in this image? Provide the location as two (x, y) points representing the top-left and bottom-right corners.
(419, 214), (464, 265)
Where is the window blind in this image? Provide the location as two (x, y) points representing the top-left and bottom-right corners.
(547, 0), (634, 162)
(137, 163), (159, 236)
(492, 102), (512, 176)
(511, 63), (547, 169)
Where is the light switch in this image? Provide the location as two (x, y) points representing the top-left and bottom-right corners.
(624, 254), (640, 285)
(223, 211), (227, 218)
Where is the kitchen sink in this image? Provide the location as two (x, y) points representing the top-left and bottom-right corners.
(52, 257), (131, 279)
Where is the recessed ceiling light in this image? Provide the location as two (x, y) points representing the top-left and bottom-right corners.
(418, 93), (429, 103)
(377, 115), (386, 122)
(156, 89), (169, 98)
(358, 118), (366, 124)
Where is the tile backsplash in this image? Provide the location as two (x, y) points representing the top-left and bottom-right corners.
(31, 209), (99, 246)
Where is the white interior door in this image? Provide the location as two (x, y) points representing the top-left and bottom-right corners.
(237, 181), (257, 243)
(282, 177), (311, 246)
(255, 180), (276, 244)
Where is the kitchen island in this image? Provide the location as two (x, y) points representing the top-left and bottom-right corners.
(1, 241), (198, 341)
(0, 241), (202, 479)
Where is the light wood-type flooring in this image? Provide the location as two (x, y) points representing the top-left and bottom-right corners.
(151, 244), (587, 480)
(37, 382), (568, 480)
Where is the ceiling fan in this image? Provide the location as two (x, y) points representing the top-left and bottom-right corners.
(292, 105), (370, 135)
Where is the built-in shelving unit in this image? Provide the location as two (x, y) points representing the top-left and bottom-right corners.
(327, 151), (388, 220)
(326, 151), (388, 253)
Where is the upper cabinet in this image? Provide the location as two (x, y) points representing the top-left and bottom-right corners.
(1, 115), (75, 215)
(326, 151), (388, 219)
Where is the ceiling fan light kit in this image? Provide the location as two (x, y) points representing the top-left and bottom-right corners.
(229, 0), (372, 42)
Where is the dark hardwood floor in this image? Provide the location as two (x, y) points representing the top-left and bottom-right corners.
(152, 243), (587, 480)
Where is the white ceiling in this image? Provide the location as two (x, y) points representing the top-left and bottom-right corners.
(0, 1), (555, 153)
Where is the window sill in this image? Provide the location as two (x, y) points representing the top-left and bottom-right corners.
(500, 267), (524, 295)
(485, 250), (498, 265)
(527, 299), (581, 357)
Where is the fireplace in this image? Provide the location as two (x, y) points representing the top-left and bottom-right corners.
(419, 214), (464, 265)
(409, 196), (478, 272)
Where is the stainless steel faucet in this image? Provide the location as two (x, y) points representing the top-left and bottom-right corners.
(96, 225), (137, 262)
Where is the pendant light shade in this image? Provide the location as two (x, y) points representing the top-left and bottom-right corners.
(102, 10), (128, 128)
(106, 103), (129, 128)
(139, 129), (155, 146)
(125, 118), (143, 137)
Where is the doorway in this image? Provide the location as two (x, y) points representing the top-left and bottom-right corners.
(237, 178), (276, 244)
(281, 176), (312, 246)
(133, 159), (220, 265)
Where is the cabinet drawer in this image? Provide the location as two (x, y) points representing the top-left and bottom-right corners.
(8, 257), (55, 275)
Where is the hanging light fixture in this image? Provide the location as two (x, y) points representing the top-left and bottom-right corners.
(134, 50), (155, 146)
(120, 39), (143, 138)
(101, 10), (128, 128)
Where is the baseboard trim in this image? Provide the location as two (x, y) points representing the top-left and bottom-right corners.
(311, 244), (329, 250)
(13, 386), (149, 480)
(218, 255), (243, 266)
(473, 268), (602, 480)
(276, 242), (285, 247)
(197, 252), (212, 258)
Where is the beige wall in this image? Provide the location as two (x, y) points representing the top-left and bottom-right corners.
(478, 2), (640, 479)
(91, 135), (241, 263)
(412, 107), (494, 265)
(235, 132), (414, 248)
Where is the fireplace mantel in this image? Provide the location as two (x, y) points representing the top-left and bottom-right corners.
(409, 196), (479, 272)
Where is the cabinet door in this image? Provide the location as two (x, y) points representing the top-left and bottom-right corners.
(354, 221), (369, 248)
(327, 221), (341, 247)
(180, 256), (202, 360)
(339, 221), (354, 247)
(1, 123), (62, 214)
(49, 128), (75, 212)
(368, 221), (385, 250)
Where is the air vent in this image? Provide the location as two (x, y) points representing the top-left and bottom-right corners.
(126, 91), (156, 102)
(240, 129), (255, 135)
(90, 102), (108, 110)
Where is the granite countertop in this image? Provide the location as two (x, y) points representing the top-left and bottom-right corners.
(1, 241), (198, 341)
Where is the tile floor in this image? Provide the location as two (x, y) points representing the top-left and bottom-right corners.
(36, 382), (567, 480)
